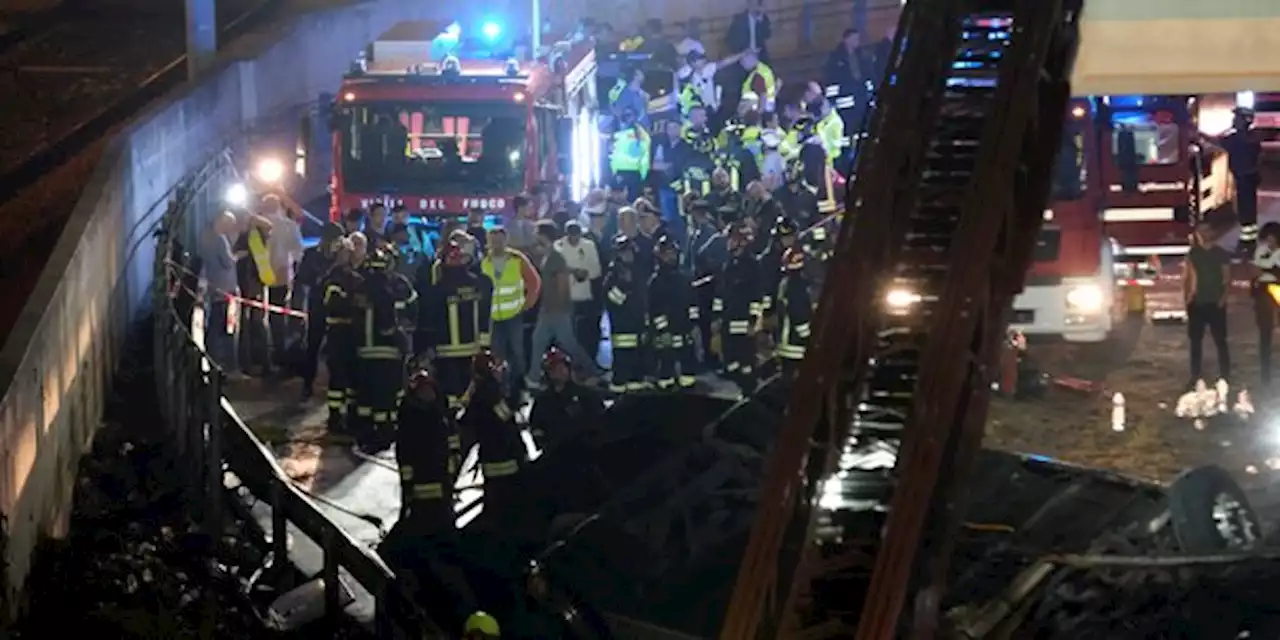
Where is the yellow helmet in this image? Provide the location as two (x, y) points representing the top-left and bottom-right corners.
(465, 611), (501, 637)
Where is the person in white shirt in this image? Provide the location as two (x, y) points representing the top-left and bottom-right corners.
(679, 50), (748, 117)
(555, 220), (605, 361)
(1252, 221), (1280, 383)
(260, 194), (305, 355)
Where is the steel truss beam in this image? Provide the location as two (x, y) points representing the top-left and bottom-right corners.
(719, 0), (1084, 637)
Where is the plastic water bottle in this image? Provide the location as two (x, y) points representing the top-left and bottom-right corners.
(1111, 392), (1125, 432)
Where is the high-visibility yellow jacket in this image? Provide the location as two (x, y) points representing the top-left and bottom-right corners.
(610, 127), (651, 179)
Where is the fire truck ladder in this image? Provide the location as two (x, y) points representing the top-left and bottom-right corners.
(719, 0), (1082, 638)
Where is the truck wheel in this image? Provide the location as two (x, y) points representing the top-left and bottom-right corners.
(1168, 465), (1261, 552)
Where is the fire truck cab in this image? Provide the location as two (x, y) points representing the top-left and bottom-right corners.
(1009, 95), (1232, 342)
(328, 20), (601, 228)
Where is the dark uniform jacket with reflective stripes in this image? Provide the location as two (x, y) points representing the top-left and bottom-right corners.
(528, 382), (606, 450)
(648, 265), (698, 335)
(461, 377), (525, 476)
(603, 262), (647, 336)
(776, 272), (814, 360)
(322, 265), (364, 325)
(396, 396), (460, 501)
(715, 253), (763, 321)
(417, 264), (494, 359)
(359, 270), (417, 347)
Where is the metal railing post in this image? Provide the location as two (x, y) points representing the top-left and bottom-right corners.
(323, 528), (341, 624)
(271, 481), (289, 589)
(206, 371), (224, 533)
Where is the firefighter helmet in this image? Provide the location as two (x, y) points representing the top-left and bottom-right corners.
(408, 369), (438, 392)
(471, 348), (502, 378)
(542, 346), (572, 372)
(363, 248), (394, 271)
(613, 234), (636, 254)
(773, 216), (798, 237)
(654, 234), (679, 263)
(441, 241), (467, 267)
(782, 247), (806, 272)
(464, 610), (501, 637)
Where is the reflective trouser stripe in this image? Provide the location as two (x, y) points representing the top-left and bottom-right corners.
(412, 483), (444, 500)
(482, 460), (519, 477)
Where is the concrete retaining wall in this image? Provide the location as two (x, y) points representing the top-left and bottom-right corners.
(0, 0), (440, 612)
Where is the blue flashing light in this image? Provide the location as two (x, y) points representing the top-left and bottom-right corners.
(482, 21), (502, 41)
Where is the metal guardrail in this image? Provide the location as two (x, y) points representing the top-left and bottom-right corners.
(151, 175), (442, 638)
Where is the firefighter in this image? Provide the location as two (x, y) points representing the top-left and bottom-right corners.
(396, 369), (460, 533)
(529, 347), (606, 449)
(353, 247), (416, 452)
(714, 223), (763, 393)
(775, 156), (820, 226)
(687, 201), (728, 370)
(741, 50), (777, 110)
(464, 611), (501, 639)
(706, 168), (743, 217)
(460, 349), (525, 524)
(675, 105), (718, 205)
(417, 242), (494, 409)
(603, 235), (648, 393)
(794, 115), (837, 214)
(321, 237), (363, 433)
(1223, 107), (1263, 250)
(774, 247), (813, 378)
(648, 236), (700, 389)
(714, 124), (759, 192)
(758, 215), (798, 315)
(610, 107), (651, 198)
(296, 222), (345, 401)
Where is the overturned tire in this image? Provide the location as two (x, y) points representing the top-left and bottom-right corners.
(1168, 464), (1261, 552)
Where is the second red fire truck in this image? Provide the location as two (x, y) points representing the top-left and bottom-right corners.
(1004, 95), (1233, 342)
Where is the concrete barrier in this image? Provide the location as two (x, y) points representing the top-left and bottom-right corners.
(0, 0), (447, 614)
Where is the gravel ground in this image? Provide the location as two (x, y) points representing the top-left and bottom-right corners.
(0, 0), (264, 172)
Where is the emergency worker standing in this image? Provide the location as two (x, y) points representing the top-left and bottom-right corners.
(529, 348), (605, 449)
(675, 106), (718, 204)
(707, 169), (743, 216)
(715, 223), (763, 393)
(648, 237), (700, 389)
(353, 248), (417, 451)
(758, 216), (797, 315)
(396, 369), (459, 533)
(418, 242), (494, 409)
(795, 116), (836, 214)
(296, 223), (344, 400)
(460, 349), (526, 525)
(774, 247), (813, 377)
(1223, 107), (1263, 249)
(775, 161), (820, 226)
(740, 50), (777, 111)
(603, 236), (647, 393)
(321, 238), (363, 432)
(610, 108), (652, 198)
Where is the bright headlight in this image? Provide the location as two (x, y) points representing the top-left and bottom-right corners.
(1065, 284), (1104, 312)
(885, 288), (921, 309)
(224, 183), (248, 207)
(254, 157), (286, 185)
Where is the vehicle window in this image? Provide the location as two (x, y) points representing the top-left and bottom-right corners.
(341, 101), (526, 195)
(1051, 130), (1085, 201)
(1110, 110), (1180, 165)
(1033, 226), (1061, 263)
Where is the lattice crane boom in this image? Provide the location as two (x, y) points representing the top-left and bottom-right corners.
(719, 0), (1083, 637)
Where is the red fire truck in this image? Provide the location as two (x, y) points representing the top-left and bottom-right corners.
(1006, 95), (1233, 341)
(327, 21), (600, 223)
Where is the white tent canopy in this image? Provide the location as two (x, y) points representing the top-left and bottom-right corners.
(1073, 0), (1280, 96)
